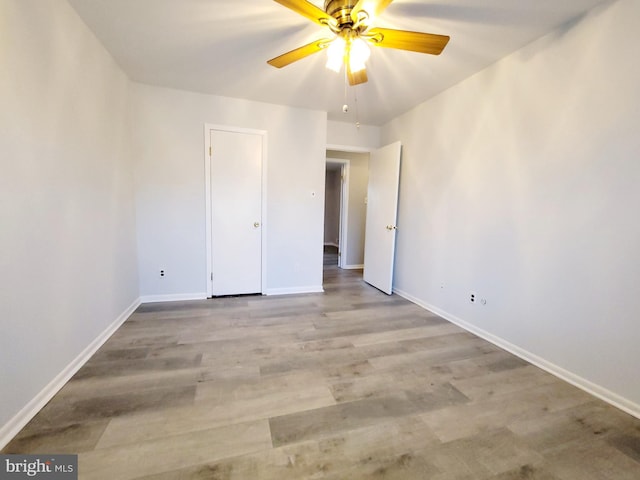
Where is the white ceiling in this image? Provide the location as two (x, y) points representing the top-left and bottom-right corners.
(68, 0), (610, 126)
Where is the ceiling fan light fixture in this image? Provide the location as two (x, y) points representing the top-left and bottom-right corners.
(269, 0), (450, 85)
(349, 37), (370, 73)
(326, 36), (346, 72)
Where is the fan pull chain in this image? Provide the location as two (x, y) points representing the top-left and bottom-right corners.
(342, 69), (349, 114)
(354, 86), (360, 129)
(340, 70), (359, 129)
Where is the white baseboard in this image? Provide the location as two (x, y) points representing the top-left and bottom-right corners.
(394, 288), (640, 420)
(0, 297), (141, 450)
(264, 286), (324, 296)
(140, 293), (207, 303)
(341, 264), (364, 270)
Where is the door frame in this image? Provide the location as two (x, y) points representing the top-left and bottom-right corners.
(326, 144), (374, 271)
(325, 158), (350, 269)
(205, 124), (268, 298)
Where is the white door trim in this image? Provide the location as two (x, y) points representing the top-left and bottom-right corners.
(204, 124), (268, 297)
(326, 143), (373, 154)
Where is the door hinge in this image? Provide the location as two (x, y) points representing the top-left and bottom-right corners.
(210, 273), (213, 281)
(209, 146), (212, 156)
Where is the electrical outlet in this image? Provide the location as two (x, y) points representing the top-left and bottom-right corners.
(470, 292), (477, 304)
(160, 269), (165, 278)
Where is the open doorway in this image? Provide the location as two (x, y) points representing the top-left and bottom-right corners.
(323, 144), (402, 293)
(324, 160), (345, 267)
(323, 150), (370, 276)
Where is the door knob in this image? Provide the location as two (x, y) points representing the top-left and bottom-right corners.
(254, 222), (260, 228)
(386, 225), (397, 231)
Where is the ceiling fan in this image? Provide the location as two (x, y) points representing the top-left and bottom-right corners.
(267, 0), (450, 86)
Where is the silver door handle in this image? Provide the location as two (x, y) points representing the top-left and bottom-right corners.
(254, 222), (260, 228)
(386, 225), (397, 231)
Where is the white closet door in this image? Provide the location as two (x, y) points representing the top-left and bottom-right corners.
(210, 129), (263, 296)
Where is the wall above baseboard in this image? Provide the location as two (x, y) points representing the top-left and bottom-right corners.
(0, 298), (141, 451)
(394, 288), (640, 420)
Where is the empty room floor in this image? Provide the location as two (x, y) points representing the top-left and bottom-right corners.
(3, 267), (640, 479)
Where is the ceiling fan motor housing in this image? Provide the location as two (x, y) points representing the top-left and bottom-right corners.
(324, 0), (358, 29)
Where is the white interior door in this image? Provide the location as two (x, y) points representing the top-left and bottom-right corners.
(210, 129), (263, 296)
(363, 141), (402, 294)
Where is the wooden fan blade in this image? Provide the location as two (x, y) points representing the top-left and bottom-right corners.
(347, 64), (368, 86)
(368, 27), (450, 55)
(267, 39), (327, 68)
(273, 0), (336, 27)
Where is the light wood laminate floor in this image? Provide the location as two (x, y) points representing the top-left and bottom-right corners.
(3, 266), (640, 479)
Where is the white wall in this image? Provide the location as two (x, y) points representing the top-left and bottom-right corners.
(327, 120), (381, 149)
(132, 85), (327, 297)
(326, 151), (370, 267)
(0, 0), (138, 440)
(382, 0), (640, 413)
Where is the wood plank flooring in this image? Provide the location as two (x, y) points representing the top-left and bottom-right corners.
(3, 266), (640, 479)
